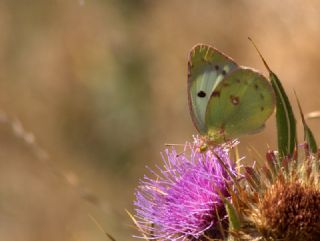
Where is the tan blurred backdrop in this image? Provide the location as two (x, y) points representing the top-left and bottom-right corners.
(0, 0), (319, 240)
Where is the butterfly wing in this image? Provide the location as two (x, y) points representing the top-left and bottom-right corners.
(188, 44), (238, 134)
(205, 68), (275, 142)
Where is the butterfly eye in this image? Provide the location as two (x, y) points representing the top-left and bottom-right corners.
(197, 91), (206, 98)
(214, 65), (219, 70)
(222, 70), (227, 76)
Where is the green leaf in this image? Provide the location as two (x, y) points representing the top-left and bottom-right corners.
(249, 38), (297, 157)
(295, 92), (318, 153)
(224, 198), (240, 231)
(269, 72), (297, 157)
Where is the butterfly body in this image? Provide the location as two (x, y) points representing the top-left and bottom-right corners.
(188, 44), (275, 143)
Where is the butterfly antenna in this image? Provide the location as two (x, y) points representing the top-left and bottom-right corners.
(164, 143), (184, 146)
(164, 143), (186, 157)
(248, 37), (271, 72)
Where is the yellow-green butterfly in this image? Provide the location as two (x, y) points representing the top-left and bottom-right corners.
(188, 44), (275, 143)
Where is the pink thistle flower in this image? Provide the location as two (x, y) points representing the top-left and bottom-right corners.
(134, 138), (239, 240)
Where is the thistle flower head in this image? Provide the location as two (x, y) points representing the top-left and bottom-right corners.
(259, 178), (320, 240)
(234, 145), (320, 241)
(133, 138), (239, 240)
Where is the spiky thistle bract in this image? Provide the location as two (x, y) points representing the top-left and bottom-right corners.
(229, 146), (320, 241)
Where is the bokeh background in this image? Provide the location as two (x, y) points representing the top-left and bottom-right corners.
(0, 0), (320, 240)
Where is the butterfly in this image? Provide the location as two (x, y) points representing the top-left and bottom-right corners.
(188, 44), (275, 143)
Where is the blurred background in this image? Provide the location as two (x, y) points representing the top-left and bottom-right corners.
(0, 0), (320, 240)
